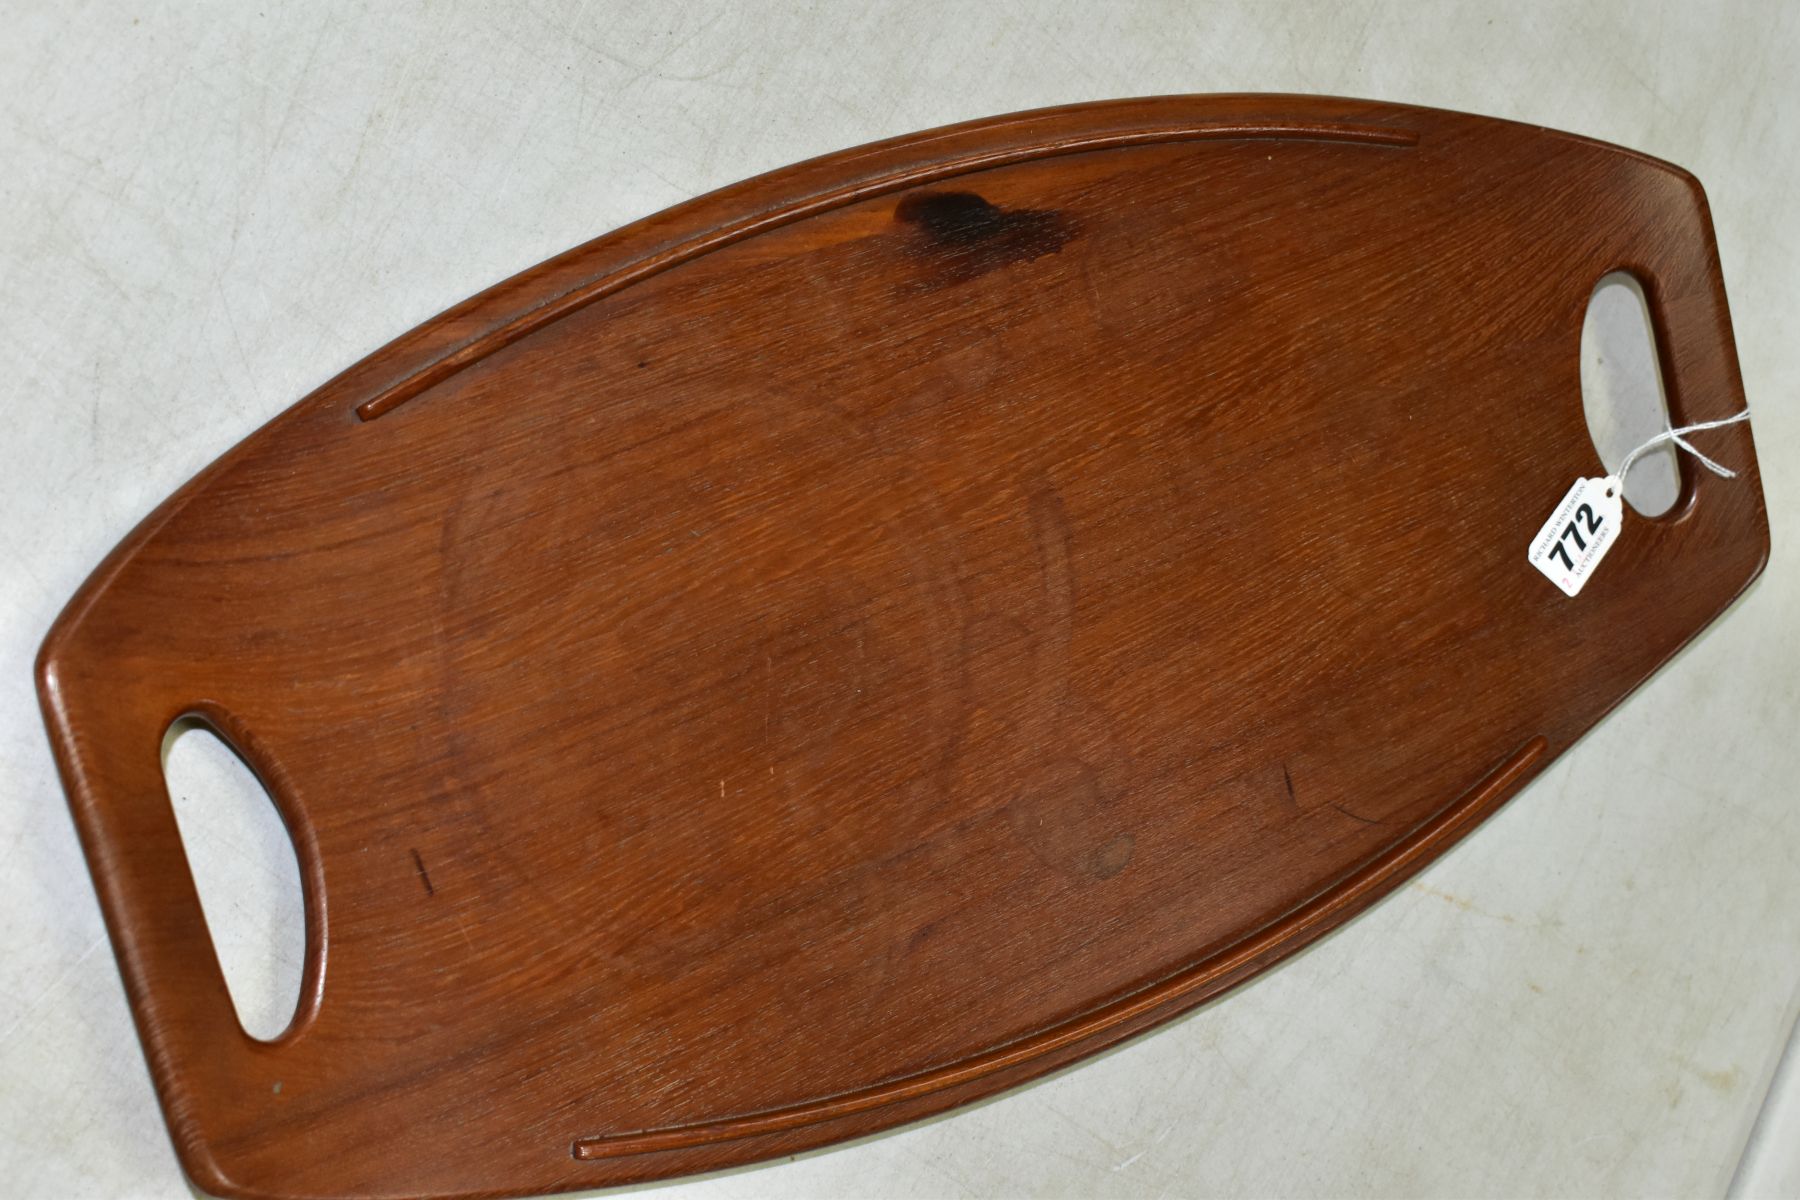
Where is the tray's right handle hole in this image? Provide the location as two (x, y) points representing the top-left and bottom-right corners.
(1581, 271), (1679, 516)
(162, 718), (306, 1042)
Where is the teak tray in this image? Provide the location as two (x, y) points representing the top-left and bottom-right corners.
(38, 96), (1767, 1200)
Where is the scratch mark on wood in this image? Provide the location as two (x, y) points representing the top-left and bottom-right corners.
(409, 848), (435, 896)
(1328, 800), (1380, 826)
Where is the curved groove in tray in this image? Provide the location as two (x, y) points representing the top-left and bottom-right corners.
(355, 119), (1417, 422)
(572, 733), (1546, 1162)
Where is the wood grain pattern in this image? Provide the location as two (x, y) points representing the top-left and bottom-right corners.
(36, 95), (1767, 1200)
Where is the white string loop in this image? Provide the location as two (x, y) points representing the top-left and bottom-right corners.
(1614, 409), (1752, 485)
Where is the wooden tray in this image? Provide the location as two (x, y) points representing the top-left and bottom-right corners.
(37, 95), (1767, 1200)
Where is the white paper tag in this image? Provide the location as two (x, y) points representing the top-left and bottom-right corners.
(1528, 476), (1624, 597)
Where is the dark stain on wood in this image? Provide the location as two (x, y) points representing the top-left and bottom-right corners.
(894, 190), (1076, 285)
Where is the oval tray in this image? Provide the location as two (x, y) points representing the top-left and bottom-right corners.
(38, 94), (1767, 1200)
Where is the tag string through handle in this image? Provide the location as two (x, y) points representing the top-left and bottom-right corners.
(1613, 408), (1753, 486)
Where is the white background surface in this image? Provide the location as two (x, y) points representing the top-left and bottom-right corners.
(3, 3), (1797, 1197)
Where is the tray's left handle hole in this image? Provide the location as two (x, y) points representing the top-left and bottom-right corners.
(163, 717), (308, 1042)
